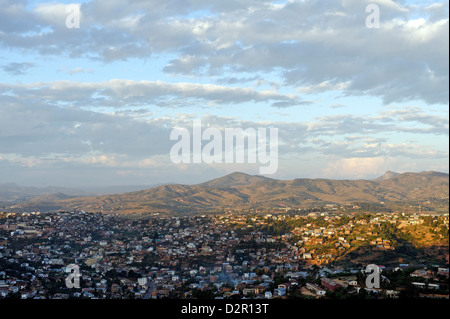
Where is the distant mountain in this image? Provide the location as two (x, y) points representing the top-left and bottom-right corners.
(28, 192), (77, 202)
(82, 184), (171, 195)
(0, 183), (166, 203)
(6, 171), (448, 214)
(0, 183), (90, 203)
(373, 171), (401, 181)
(199, 172), (273, 188)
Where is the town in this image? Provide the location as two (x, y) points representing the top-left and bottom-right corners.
(0, 209), (448, 299)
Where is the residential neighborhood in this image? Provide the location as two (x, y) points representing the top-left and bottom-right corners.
(0, 210), (448, 299)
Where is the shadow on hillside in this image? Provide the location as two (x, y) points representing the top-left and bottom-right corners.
(332, 243), (449, 268)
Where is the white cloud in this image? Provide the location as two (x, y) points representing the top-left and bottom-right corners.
(34, 3), (72, 26)
(322, 156), (391, 179)
(297, 81), (351, 94)
(0, 0), (447, 104)
(0, 79), (303, 108)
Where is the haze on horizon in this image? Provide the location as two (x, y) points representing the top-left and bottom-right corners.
(0, 0), (448, 188)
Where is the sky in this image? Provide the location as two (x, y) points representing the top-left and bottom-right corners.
(0, 0), (448, 187)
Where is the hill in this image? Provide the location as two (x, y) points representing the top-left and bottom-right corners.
(0, 183), (88, 203)
(3, 171), (448, 214)
(199, 172), (273, 188)
(373, 171), (401, 181)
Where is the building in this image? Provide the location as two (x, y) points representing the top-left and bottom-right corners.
(320, 278), (342, 291)
(274, 287), (286, 296)
(306, 283), (326, 296)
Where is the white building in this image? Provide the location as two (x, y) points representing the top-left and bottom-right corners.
(138, 277), (148, 286)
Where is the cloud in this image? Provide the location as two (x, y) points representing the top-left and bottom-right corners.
(60, 67), (93, 75)
(0, 100), (447, 185)
(297, 81), (351, 94)
(0, 99), (174, 159)
(169, 110), (448, 161)
(0, 0), (447, 104)
(0, 0), (448, 186)
(329, 103), (344, 109)
(0, 79), (304, 108)
(322, 156), (389, 179)
(1, 62), (34, 75)
(376, 106), (449, 130)
(0, 0), (41, 33)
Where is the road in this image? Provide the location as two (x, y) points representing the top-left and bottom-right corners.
(143, 279), (155, 299)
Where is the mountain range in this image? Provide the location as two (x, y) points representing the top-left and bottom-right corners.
(0, 183), (168, 203)
(2, 171), (448, 214)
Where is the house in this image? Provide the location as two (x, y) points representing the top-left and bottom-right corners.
(274, 287), (286, 296)
(243, 288), (256, 296)
(0, 287), (9, 298)
(306, 283), (326, 296)
(275, 265), (284, 272)
(386, 290), (399, 298)
(302, 253), (313, 259)
(321, 278), (342, 291)
(138, 277), (148, 286)
(111, 284), (121, 294)
(278, 283), (291, 291)
(254, 285), (266, 294)
(411, 282), (426, 289)
(410, 269), (430, 278)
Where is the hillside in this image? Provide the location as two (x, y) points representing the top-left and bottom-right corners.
(4, 171), (449, 214)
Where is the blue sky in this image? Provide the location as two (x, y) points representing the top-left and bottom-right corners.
(0, 0), (448, 187)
